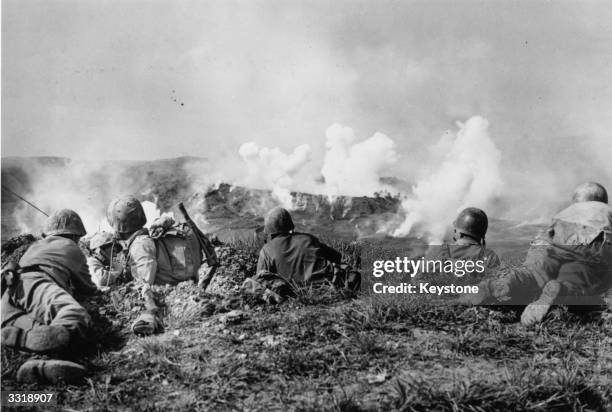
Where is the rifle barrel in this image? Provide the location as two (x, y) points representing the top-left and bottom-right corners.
(1, 184), (49, 217)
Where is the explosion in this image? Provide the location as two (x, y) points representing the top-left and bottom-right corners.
(236, 116), (502, 242)
(321, 123), (399, 197)
(393, 116), (502, 241)
(238, 142), (312, 208)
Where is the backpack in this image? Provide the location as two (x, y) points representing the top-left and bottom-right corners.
(125, 223), (203, 283)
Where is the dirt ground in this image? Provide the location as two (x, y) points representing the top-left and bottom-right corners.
(1, 234), (611, 412)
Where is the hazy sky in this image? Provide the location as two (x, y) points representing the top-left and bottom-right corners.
(2, 0), (611, 190)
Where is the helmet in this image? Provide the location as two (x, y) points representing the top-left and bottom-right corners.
(264, 207), (295, 235)
(453, 207), (488, 241)
(88, 231), (115, 250)
(106, 196), (146, 234)
(572, 182), (608, 204)
(43, 209), (86, 237)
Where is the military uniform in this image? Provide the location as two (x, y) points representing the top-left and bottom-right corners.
(485, 201), (612, 305)
(242, 207), (361, 300)
(122, 227), (202, 296)
(1, 209), (92, 384)
(1, 236), (95, 341)
(105, 197), (210, 335)
(426, 238), (501, 270)
(86, 231), (125, 288)
(257, 232), (343, 283)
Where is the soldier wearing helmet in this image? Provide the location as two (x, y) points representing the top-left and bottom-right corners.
(466, 182), (612, 326)
(104, 196), (160, 333)
(242, 207), (361, 302)
(105, 197), (153, 291)
(105, 196), (205, 336)
(1, 209), (96, 384)
(84, 196), (149, 290)
(84, 231), (126, 289)
(425, 207), (501, 270)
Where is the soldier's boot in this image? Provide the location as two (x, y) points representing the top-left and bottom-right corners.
(16, 359), (86, 384)
(262, 288), (285, 305)
(521, 280), (562, 326)
(1, 325), (70, 353)
(131, 310), (163, 336)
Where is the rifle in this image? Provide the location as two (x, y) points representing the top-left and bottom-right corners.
(177, 202), (219, 290)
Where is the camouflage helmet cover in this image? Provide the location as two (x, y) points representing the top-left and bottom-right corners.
(264, 207), (295, 235)
(43, 209), (87, 237)
(453, 207), (489, 241)
(107, 196), (146, 234)
(572, 182), (608, 204)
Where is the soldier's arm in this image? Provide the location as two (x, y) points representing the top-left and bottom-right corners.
(73, 260), (99, 295)
(318, 242), (342, 264)
(86, 255), (120, 288)
(128, 237), (158, 298)
(256, 248), (274, 274)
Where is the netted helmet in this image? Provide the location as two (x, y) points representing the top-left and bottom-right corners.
(453, 207), (488, 241)
(107, 196), (146, 234)
(572, 182), (608, 204)
(43, 209), (86, 237)
(264, 207), (295, 235)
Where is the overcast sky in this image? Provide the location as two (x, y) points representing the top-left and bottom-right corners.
(2, 0), (611, 192)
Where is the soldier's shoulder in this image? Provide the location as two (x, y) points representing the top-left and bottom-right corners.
(424, 243), (450, 260)
(36, 235), (81, 252)
(128, 234), (156, 252)
(290, 231), (313, 237)
(294, 232), (325, 247)
(20, 235), (85, 268)
(554, 201), (612, 224)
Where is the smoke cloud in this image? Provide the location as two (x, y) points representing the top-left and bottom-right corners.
(8, 161), (118, 235)
(393, 116), (502, 241)
(321, 123), (399, 197)
(238, 123), (399, 203)
(238, 142), (312, 208)
(235, 117), (501, 242)
(3, 157), (208, 238)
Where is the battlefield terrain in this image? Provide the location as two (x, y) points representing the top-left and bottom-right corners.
(1, 157), (611, 411)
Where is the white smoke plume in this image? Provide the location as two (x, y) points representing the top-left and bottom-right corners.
(3, 157), (207, 239)
(238, 142), (312, 208)
(321, 124), (399, 197)
(393, 116), (502, 242)
(237, 124), (399, 201)
(7, 160), (116, 235)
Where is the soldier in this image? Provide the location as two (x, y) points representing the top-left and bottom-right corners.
(105, 196), (207, 335)
(242, 207), (361, 302)
(467, 182), (612, 326)
(426, 207), (501, 269)
(85, 231), (126, 289)
(1, 209), (96, 384)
